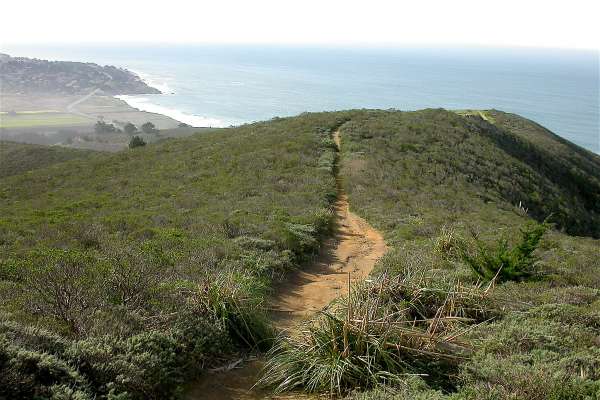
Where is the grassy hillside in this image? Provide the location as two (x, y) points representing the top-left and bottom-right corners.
(0, 141), (97, 179)
(466, 110), (600, 237)
(342, 109), (600, 238)
(1, 109), (599, 399)
(332, 109), (600, 398)
(0, 113), (345, 399)
(257, 109), (600, 399)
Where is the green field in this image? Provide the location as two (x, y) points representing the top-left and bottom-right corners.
(0, 111), (91, 128)
(453, 108), (496, 123)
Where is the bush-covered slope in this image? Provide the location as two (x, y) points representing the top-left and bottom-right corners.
(0, 141), (96, 179)
(0, 53), (160, 95)
(333, 109), (600, 399)
(0, 113), (345, 399)
(341, 109), (600, 238)
(468, 110), (600, 237)
(2, 109), (599, 399)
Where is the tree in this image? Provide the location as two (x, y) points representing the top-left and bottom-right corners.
(123, 122), (138, 135)
(94, 120), (117, 134)
(460, 221), (549, 283)
(129, 136), (146, 149)
(141, 122), (158, 134)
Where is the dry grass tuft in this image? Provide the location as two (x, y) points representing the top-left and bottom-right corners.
(259, 273), (495, 395)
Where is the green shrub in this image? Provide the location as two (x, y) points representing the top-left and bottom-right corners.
(17, 248), (109, 336)
(345, 377), (448, 400)
(140, 122), (158, 134)
(460, 222), (548, 282)
(123, 122), (138, 135)
(0, 315), (231, 399)
(128, 136), (146, 149)
(0, 335), (89, 399)
(196, 272), (274, 351)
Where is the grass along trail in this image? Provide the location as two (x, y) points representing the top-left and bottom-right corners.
(185, 130), (387, 399)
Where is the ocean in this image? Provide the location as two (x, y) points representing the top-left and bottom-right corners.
(3, 45), (599, 153)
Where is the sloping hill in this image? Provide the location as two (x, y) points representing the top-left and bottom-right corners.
(467, 110), (600, 236)
(333, 109), (600, 399)
(341, 109), (600, 238)
(0, 113), (344, 399)
(0, 141), (97, 178)
(1, 109), (598, 399)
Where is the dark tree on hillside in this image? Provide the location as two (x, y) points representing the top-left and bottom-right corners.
(141, 122), (158, 134)
(129, 136), (146, 149)
(94, 120), (117, 134)
(123, 122), (138, 135)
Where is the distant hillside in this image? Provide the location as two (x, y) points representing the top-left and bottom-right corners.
(0, 141), (97, 179)
(467, 110), (600, 236)
(0, 53), (160, 95)
(341, 109), (600, 238)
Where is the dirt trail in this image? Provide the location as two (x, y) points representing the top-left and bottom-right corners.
(65, 87), (102, 119)
(185, 130), (387, 399)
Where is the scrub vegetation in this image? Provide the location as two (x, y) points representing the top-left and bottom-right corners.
(0, 141), (97, 179)
(0, 113), (344, 399)
(304, 109), (600, 399)
(1, 108), (599, 399)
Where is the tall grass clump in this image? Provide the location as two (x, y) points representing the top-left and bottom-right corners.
(259, 274), (495, 395)
(195, 271), (275, 351)
(460, 221), (548, 282)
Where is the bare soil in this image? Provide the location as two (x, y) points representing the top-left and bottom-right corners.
(185, 131), (387, 399)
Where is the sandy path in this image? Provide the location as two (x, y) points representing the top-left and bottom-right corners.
(185, 130), (387, 399)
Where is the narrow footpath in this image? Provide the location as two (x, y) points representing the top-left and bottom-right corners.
(186, 130), (387, 399)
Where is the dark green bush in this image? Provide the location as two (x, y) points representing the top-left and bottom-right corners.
(0, 334), (88, 400)
(460, 222), (548, 282)
(123, 122), (138, 135)
(140, 122), (158, 134)
(128, 136), (146, 149)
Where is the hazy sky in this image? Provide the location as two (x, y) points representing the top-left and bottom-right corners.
(1, 0), (598, 49)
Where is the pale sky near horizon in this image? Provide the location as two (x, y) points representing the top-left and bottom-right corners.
(1, 0), (599, 50)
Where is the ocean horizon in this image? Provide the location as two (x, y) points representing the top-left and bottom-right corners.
(3, 44), (599, 153)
